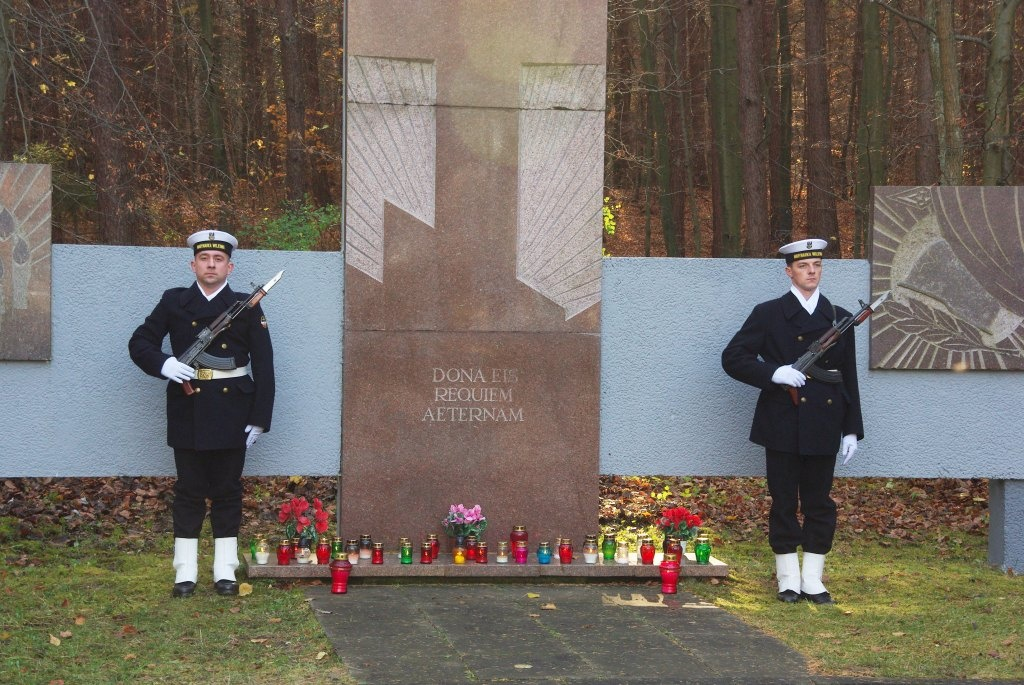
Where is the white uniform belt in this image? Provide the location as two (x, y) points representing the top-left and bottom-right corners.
(194, 367), (248, 381)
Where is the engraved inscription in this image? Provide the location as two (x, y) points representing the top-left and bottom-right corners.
(422, 367), (524, 423)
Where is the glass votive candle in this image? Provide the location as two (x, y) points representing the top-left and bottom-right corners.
(496, 541), (509, 563)
(602, 531), (617, 561)
(510, 525), (528, 552)
(582, 538), (598, 564)
(400, 539), (413, 564)
(513, 540), (529, 564)
(465, 534), (479, 561)
(536, 542), (552, 564)
(358, 534), (373, 560)
(420, 541), (433, 564)
(615, 540), (630, 564)
(371, 541), (384, 564)
(276, 539), (291, 565)
(345, 538), (360, 565)
(639, 537), (656, 565)
(452, 541), (466, 564)
(428, 533), (439, 560)
(475, 541), (488, 563)
(558, 539), (573, 564)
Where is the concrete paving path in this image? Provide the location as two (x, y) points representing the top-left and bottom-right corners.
(309, 581), (819, 684)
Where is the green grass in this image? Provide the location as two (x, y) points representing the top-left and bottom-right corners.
(683, 531), (1023, 680)
(0, 538), (353, 684)
(1, 531), (1020, 682)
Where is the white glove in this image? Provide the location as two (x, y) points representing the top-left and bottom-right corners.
(840, 434), (858, 465)
(160, 357), (196, 384)
(245, 425), (264, 448)
(771, 365), (806, 387)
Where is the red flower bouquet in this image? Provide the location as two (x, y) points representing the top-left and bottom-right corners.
(657, 506), (702, 541)
(278, 496), (330, 543)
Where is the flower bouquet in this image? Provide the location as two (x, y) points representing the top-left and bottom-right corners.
(441, 503), (488, 539)
(278, 496), (330, 544)
(657, 505), (702, 542)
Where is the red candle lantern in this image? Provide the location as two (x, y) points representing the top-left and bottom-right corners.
(316, 539), (332, 565)
(428, 534), (440, 560)
(465, 534), (479, 561)
(371, 542), (384, 564)
(660, 553), (681, 594)
(475, 541), (489, 564)
(513, 540), (529, 564)
(420, 541), (433, 564)
(329, 555), (353, 594)
(639, 537), (656, 565)
(510, 525), (528, 551)
(558, 539), (573, 564)
(276, 539), (291, 565)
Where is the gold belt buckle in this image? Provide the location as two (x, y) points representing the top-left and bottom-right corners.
(195, 368), (213, 381)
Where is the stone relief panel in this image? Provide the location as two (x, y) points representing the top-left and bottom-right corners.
(870, 186), (1024, 370)
(345, 56), (437, 283)
(517, 64), (604, 320)
(0, 163), (51, 360)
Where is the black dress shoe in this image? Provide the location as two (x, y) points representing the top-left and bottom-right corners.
(802, 590), (834, 605)
(776, 589), (801, 603)
(171, 581), (196, 598)
(214, 579), (239, 596)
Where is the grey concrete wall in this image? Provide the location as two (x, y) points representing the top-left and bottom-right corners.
(0, 245), (342, 477)
(1, 249), (1021, 480)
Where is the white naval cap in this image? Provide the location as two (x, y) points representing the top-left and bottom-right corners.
(779, 238), (827, 264)
(187, 229), (238, 256)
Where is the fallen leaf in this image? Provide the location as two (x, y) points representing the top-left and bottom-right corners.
(513, 664), (533, 669)
(117, 625), (138, 638)
(988, 651), (1001, 659)
(892, 632), (905, 637)
(229, 606), (241, 614)
(250, 638), (268, 644)
(1002, 636), (1017, 646)
(74, 616), (86, 626)
(316, 651), (327, 660)
(49, 634), (61, 646)
(0, 632), (11, 641)
(540, 603), (557, 610)
(61, 598), (70, 608)
(528, 613), (540, 618)
(268, 618), (282, 624)
(526, 593), (540, 599)
(124, 653), (136, 660)
(842, 610), (853, 616)
(238, 583), (253, 597)
(59, 631), (72, 638)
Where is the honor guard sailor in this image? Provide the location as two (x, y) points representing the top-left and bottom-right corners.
(129, 230), (275, 598)
(721, 238), (864, 604)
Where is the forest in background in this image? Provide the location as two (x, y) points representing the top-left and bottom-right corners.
(1, 0), (1022, 258)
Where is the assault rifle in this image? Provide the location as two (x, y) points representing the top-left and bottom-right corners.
(180, 270), (284, 396)
(784, 290), (889, 406)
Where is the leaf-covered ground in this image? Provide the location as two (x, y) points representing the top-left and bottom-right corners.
(0, 475), (988, 545)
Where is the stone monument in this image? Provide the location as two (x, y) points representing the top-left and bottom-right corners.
(342, 0), (606, 548)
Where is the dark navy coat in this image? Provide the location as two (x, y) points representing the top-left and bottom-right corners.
(129, 282), (275, 451)
(721, 291), (863, 456)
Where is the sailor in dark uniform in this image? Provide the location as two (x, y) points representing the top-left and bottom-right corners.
(129, 230), (274, 598)
(721, 238), (863, 604)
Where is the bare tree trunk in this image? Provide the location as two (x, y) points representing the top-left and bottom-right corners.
(854, 0), (888, 258)
(933, 0), (963, 185)
(668, 8), (701, 257)
(737, 0), (769, 257)
(636, 0), (680, 256)
(913, 0), (940, 184)
(0, 1), (13, 159)
(710, 0), (742, 257)
(87, 0), (138, 244)
(803, 0), (839, 249)
(981, 0), (1022, 185)
(768, 0), (793, 246)
(198, 0), (231, 202)
(301, 0), (332, 205)
(277, 0), (306, 204)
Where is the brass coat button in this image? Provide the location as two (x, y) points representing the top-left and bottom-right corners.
(221, 343), (228, 349)
(194, 387), (201, 393)
(827, 398), (833, 405)
(222, 387), (230, 394)
(192, 321), (198, 327)
(797, 335), (804, 342)
(799, 396), (806, 403)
